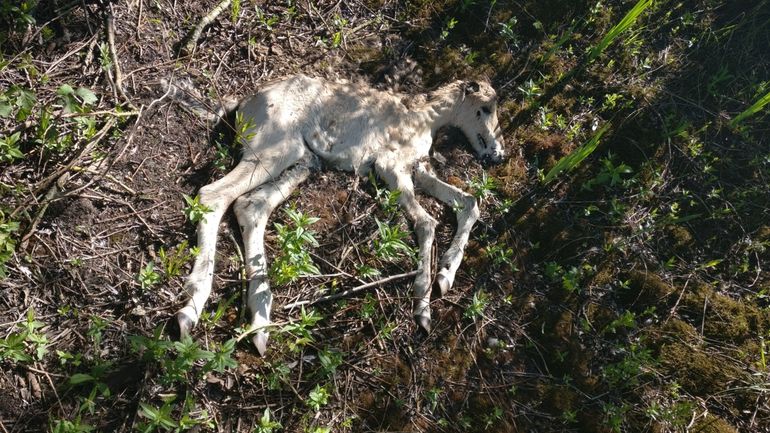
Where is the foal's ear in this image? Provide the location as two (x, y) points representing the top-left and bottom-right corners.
(463, 81), (480, 95)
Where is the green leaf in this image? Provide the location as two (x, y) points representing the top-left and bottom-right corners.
(75, 87), (97, 105)
(544, 123), (611, 184)
(69, 373), (95, 385)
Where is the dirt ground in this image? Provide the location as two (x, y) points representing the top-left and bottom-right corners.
(1, 0), (769, 432)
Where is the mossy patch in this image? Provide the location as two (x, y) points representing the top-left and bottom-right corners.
(618, 270), (677, 310)
(659, 342), (740, 395)
(681, 281), (765, 344)
(691, 414), (738, 433)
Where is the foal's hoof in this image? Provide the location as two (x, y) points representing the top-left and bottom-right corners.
(176, 310), (195, 340)
(415, 314), (432, 333)
(434, 272), (451, 297)
(252, 331), (269, 356)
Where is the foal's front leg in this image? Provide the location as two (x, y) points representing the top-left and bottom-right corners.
(233, 163), (313, 355)
(413, 160), (480, 296)
(375, 161), (438, 331)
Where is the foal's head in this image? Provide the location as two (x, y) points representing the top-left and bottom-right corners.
(452, 80), (506, 164)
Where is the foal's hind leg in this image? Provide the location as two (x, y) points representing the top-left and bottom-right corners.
(233, 162), (313, 355)
(375, 161), (438, 332)
(177, 136), (305, 338)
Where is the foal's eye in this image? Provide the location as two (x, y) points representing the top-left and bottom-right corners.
(481, 106), (491, 115)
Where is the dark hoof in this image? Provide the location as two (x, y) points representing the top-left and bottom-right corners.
(434, 273), (450, 298)
(176, 311), (194, 340)
(415, 315), (431, 334)
(252, 331), (269, 356)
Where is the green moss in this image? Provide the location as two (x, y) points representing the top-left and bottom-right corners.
(618, 270), (677, 309)
(682, 281), (758, 343)
(691, 414), (738, 433)
(659, 342), (740, 395)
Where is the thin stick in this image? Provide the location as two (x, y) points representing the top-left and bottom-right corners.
(282, 270), (419, 310)
(181, 0), (232, 56)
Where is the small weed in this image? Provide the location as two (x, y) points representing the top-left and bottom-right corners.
(499, 16), (520, 49)
(484, 243), (517, 271)
(731, 89), (770, 127)
(137, 262), (162, 290)
(158, 241), (198, 279)
(582, 154), (633, 191)
(230, 0), (240, 23)
(440, 17), (458, 40)
(355, 264), (381, 280)
(482, 407), (504, 430)
(270, 207), (320, 285)
(87, 315), (109, 349)
(281, 307), (323, 351)
(307, 384), (330, 411)
(587, 0), (653, 63)
(56, 84), (97, 114)
(469, 171), (496, 200)
(464, 290), (488, 320)
(0, 131), (23, 162)
(0, 308), (48, 362)
(317, 348), (344, 377)
(518, 79), (542, 101)
(182, 194), (213, 224)
(49, 417), (94, 433)
(425, 387), (442, 412)
(373, 218), (414, 261)
(253, 408), (281, 433)
(0, 212), (19, 278)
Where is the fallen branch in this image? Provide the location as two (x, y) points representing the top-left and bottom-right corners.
(282, 270), (419, 310)
(181, 0), (232, 57)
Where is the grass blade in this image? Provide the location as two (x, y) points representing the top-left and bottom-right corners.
(544, 123), (611, 184)
(730, 90), (770, 127)
(587, 0), (654, 63)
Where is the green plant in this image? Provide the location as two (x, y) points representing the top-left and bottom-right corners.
(582, 154), (633, 191)
(518, 78), (542, 101)
(730, 90), (770, 127)
(543, 122), (611, 184)
(0, 308), (48, 362)
(254, 408), (281, 433)
(230, 0), (240, 23)
(0, 212), (19, 278)
(468, 171), (496, 200)
(440, 17), (458, 40)
(137, 399), (177, 432)
(306, 384), (329, 411)
(56, 84), (97, 114)
(484, 243), (517, 271)
(49, 416), (94, 433)
(587, 0), (653, 63)
(425, 387), (442, 412)
(0, 131), (22, 162)
(373, 218), (414, 261)
(482, 407), (504, 430)
(182, 194), (213, 224)
(270, 207), (320, 285)
(464, 290), (488, 320)
(87, 315), (109, 349)
(158, 241), (198, 279)
(138, 262), (162, 290)
(281, 307), (322, 351)
(0, 85), (36, 120)
(499, 16), (520, 49)
(317, 348), (344, 377)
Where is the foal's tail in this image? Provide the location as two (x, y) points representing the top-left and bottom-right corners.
(161, 78), (240, 124)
